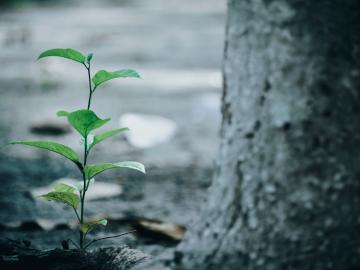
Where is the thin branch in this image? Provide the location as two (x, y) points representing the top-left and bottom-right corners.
(84, 230), (136, 250)
(72, 207), (81, 223)
(84, 176), (92, 192)
(68, 238), (80, 249)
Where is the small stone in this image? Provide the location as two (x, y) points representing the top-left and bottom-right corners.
(30, 121), (71, 136)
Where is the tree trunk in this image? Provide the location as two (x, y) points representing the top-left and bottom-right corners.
(173, 0), (360, 269)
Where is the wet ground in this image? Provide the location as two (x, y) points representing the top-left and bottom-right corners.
(0, 0), (225, 256)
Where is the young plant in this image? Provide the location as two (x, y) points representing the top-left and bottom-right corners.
(10, 48), (145, 249)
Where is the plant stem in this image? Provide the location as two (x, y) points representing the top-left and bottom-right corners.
(68, 239), (80, 249)
(87, 90), (93, 110)
(79, 62), (94, 249)
(83, 230), (136, 249)
(86, 63), (93, 110)
(72, 207), (81, 223)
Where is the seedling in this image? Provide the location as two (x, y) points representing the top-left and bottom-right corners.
(10, 48), (145, 249)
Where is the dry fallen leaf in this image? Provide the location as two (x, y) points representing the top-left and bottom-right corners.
(133, 219), (186, 242)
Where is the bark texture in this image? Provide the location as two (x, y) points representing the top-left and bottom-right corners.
(171, 0), (360, 269)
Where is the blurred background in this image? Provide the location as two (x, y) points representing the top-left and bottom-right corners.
(0, 0), (226, 256)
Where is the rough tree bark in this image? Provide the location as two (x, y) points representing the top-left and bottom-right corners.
(170, 0), (360, 269)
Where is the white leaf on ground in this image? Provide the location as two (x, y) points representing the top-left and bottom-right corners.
(119, 113), (177, 148)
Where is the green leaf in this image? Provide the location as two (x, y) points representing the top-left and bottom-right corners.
(88, 128), (129, 151)
(53, 183), (76, 193)
(57, 110), (70, 117)
(10, 141), (80, 165)
(85, 161), (145, 179)
(38, 48), (86, 64)
(86, 53), (93, 64)
(40, 191), (80, 208)
(74, 178), (95, 192)
(80, 219), (107, 234)
(92, 69), (140, 88)
(66, 109), (110, 137)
